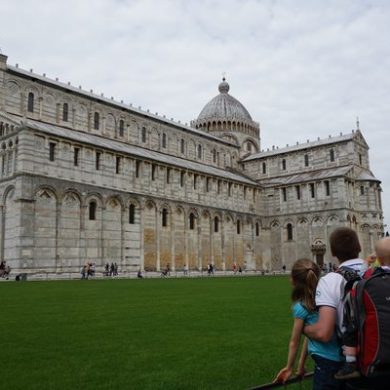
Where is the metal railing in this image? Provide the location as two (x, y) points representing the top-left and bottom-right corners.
(248, 372), (314, 390)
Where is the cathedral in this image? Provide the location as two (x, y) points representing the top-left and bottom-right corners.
(0, 52), (384, 275)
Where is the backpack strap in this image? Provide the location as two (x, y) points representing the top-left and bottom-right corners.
(336, 266), (361, 280)
(332, 266), (361, 339)
(336, 266), (361, 298)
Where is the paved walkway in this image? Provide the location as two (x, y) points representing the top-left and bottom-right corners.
(1, 269), (288, 282)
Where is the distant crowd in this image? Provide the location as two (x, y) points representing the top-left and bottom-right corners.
(104, 262), (119, 277)
(158, 262), (243, 277)
(80, 262), (96, 279)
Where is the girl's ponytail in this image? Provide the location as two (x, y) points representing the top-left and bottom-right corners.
(291, 259), (321, 312)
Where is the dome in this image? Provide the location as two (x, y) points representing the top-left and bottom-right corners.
(197, 78), (253, 122)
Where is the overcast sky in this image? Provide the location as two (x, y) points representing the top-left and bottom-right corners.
(1, 0), (389, 230)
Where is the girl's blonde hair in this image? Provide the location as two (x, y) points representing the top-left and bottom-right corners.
(291, 258), (321, 312)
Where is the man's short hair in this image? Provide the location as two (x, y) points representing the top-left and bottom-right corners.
(330, 227), (361, 262)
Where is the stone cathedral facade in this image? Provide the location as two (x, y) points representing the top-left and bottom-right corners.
(0, 53), (384, 275)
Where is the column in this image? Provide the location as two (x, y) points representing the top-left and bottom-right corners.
(156, 206), (160, 271)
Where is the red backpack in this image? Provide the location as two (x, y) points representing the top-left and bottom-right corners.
(339, 267), (390, 376)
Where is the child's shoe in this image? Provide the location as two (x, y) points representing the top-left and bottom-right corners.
(335, 362), (361, 380)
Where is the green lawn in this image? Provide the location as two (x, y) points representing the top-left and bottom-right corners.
(1, 276), (313, 389)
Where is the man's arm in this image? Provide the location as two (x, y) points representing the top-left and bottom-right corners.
(303, 306), (337, 342)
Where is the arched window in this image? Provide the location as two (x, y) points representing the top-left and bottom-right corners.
(162, 133), (167, 148)
(63, 103), (69, 122)
(214, 217), (219, 233)
(119, 120), (124, 137)
(94, 112), (100, 130)
(287, 223), (293, 240)
(181, 139), (185, 154)
(189, 213), (195, 230)
(129, 204), (135, 224)
(310, 183), (315, 198)
(162, 208), (168, 227)
(180, 171), (185, 187)
(95, 152), (101, 170)
(255, 223), (260, 237)
(237, 220), (241, 234)
(282, 187), (287, 202)
(166, 168), (171, 184)
(116, 156), (121, 174)
(325, 181), (330, 196)
(49, 142), (56, 161)
(89, 201), (97, 220)
(142, 127), (146, 143)
(27, 92), (34, 113)
(74, 147), (79, 166)
(330, 149), (335, 162)
(212, 149), (217, 163)
(282, 159), (286, 170)
(296, 185), (301, 200)
(197, 144), (202, 159)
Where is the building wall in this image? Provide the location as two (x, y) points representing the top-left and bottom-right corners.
(2, 69), (240, 170)
(0, 173), (263, 273)
(0, 56), (385, 274)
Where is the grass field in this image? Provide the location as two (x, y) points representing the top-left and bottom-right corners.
(1, 276), (313, 389)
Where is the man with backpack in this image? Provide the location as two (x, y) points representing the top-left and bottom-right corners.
(304, 228), (390, 389)
(336, 237), (390, 383)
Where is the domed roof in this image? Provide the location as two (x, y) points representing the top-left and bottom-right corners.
(197, 78), (253, 122)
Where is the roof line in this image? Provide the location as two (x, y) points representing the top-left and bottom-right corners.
(6, 65), (238, 148)
(244, 131), (363, 161)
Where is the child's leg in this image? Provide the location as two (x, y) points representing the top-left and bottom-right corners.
(343, 345), (357, 363)
(334, 321), (361, 380)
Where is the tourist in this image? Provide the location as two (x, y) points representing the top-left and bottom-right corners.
(303, 227), (374, 389)
(91, 262), (96, 276)
(0, 260), (10, 279)
(80, 265), (87, 280)
(110, 262), (115, 276)
(86, 263), (91, 278)
(183, 263), (188, 275)
(334, 237), (390, 384)
(273, 259), (342, 388)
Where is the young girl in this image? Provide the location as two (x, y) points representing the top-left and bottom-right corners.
(274, 259), (343, 389)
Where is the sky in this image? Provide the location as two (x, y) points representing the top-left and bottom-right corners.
(1, 0), (389, 230)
